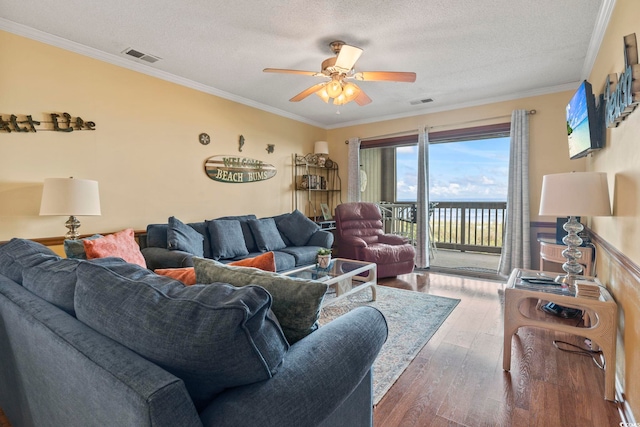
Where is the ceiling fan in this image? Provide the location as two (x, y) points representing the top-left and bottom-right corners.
(263, 41), (416, 106)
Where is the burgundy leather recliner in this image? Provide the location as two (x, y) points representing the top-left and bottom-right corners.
(334, 202), (416, 278)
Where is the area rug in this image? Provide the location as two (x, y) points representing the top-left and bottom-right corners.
(318, 286), (460, 405)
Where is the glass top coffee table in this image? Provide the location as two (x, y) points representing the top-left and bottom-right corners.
(282, 258), (377, 306)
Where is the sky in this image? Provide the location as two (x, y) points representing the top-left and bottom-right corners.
(396, 137), (510, 202)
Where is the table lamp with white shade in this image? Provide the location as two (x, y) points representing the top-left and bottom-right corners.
(39, 177), (101, 239)
(538, 171), (611, 285)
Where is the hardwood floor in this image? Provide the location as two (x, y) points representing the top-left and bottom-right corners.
(375, 271), (621, 427)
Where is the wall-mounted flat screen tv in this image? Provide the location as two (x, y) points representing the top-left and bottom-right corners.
(566, 80), (603, 159)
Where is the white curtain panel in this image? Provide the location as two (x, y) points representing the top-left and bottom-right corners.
(347, 137), (361, 202)
(415, 130), (430, 269)
(498, 110), (531, 275)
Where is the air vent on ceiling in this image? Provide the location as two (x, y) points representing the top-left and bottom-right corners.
(122, 48), (161, 64)
(410, 98), (434, 105)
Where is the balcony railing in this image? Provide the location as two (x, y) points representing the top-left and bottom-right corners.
(378, 201), (507, 254)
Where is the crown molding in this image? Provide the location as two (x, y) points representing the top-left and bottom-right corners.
(0, 18), (325, 129)
(581, 0), (616, 80)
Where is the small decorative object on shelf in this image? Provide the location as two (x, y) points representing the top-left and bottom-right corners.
(317, 248), (332, 269)
(293, 153), (342, 221)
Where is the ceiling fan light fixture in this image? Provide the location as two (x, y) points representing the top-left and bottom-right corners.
(315, 87), (330, 103)
(333, 93), (347, 105)
(326, 79), (343, 98)
(342, 83), (361, 102)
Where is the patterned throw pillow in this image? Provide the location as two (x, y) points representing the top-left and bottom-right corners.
(63, 234), (103, 259)
(229, 251), (276, 272)
(154, 252), (277, 285)
(194, 257), (328, 343)
(83, 228), (146, 268)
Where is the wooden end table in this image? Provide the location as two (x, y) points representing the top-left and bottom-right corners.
(503, 268), (617, 401)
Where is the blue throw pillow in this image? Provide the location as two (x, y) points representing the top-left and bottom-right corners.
(74, 261), (288, 411)
(207, 219), (249, 260)
(63, 234), (103, 259)
(248, 218), (287, 252)
(167, 216), (204, 257)
(276, 210), (320, 246)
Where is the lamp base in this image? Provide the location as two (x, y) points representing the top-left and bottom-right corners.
(65, 215), (81, 240)
(556, 215), (584, 286)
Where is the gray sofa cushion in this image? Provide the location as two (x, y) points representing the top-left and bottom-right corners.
(193, 258), (328, 343)
(74, 262), (288, 411)
(167, 217), (204, 257)
(248, 218), (287, 252)
(0, 238), (59, 284)
(207, 219), (250, 259)
(276, 210), (319, 246)
(215, 214), (258, 252)
(21, 257), (130, 316)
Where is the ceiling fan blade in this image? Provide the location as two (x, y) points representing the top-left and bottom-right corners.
(334, 45), (363, 72)
(290, 82), (328, 102)
(353, 71), (417, 82)
(263, 68), (322, 77)
(354, 89), (372, 106)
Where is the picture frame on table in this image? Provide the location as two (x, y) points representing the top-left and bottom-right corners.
(320, 203), (332, 220)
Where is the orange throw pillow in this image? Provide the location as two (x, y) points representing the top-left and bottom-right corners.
(229, 252), (276, 272)
(83, 228), (146, 268)
(155, 267), (197, 286)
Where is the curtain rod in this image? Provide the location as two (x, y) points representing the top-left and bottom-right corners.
(352, 109), (536, 143)
(359, 128), (420, 142)
(427, 109), (536, 131)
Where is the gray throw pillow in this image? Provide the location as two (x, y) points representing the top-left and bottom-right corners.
(0, 238), (59, 284)
(276, 210), (320, 246)
(247, 218), (287, 251)
(207, 219), (249, 260)
(63, 234), (103, 259)
(167, 216), (204, 257)
(74, 261), (288, 411)
(193, 257), (328, 343)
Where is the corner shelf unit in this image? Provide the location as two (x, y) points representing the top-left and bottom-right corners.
(293, 153), (342, 222)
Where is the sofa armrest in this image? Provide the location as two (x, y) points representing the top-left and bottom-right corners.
(141, 247), (195, 270)
(200, 306), (388, 427)
(306, 229), (334, 248)
(378, 234), (409, 245)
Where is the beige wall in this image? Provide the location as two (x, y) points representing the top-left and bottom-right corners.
(327, 91), (586, 221)
(0, 30), (325, 241)
(585, 0), (640, 418)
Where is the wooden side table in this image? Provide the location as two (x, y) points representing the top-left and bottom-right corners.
(502, 268), (617, 401)
(538, 238), (594, 276)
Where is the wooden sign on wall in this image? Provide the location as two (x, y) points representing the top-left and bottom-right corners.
(0, 112), (96, 133)
(204, 155), (276, 183)
(604, 33), (640, 128)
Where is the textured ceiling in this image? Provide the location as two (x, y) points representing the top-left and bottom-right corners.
(0, 0), (610, 129)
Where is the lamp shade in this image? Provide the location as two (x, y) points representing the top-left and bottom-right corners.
(40, 178), (101, 216)
(539, 172), (611, 217)
(314, 141), (329, 155)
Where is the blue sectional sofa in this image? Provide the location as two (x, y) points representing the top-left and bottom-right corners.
(140, 211), (333, 272)
(0, 238), (387, 427)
